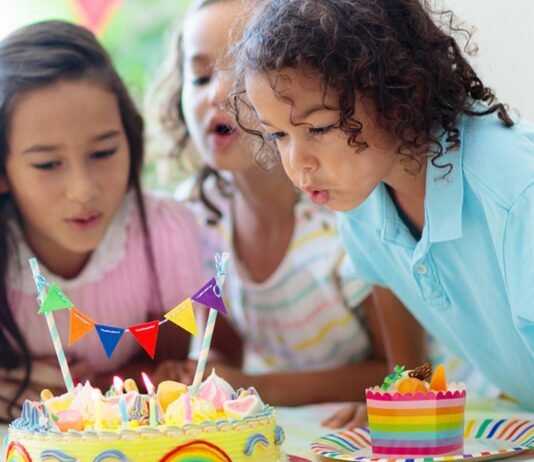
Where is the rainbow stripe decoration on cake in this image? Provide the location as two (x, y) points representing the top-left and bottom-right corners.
(41, 449), (79, 462)
(245, 433), (270, 455)
(366, 387), (466, 457)
(5, 441), (32, 462)
(159, 441), (232, 462)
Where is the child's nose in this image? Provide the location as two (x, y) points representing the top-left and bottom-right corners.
(209, 71), (232, 110)
(287, 140), (318, 173)
(65, 165), (98, 204)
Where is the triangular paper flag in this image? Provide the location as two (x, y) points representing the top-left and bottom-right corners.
(69, 0), (122, 34)
(164, 298), (198, 336)
(95, 324), (125, 359)
(129, 321), (160, 359)
(191, 278), (227, 314)
(68, 308), (95, 345)
(38, 283), (74, 313)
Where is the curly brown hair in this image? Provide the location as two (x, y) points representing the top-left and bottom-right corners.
(231, 0), (514, 174)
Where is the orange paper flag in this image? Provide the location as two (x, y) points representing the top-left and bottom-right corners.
(68, 308), (95, 345)
(164, 298), (198, 336)
(129, 321), (160, 359)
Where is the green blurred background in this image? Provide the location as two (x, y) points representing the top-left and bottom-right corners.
(0, 0), (194, 188)
(0, 0), (191, 103)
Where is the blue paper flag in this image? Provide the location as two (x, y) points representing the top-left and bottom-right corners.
(191, 277), (227, 314)
(95, 324), (125, 358)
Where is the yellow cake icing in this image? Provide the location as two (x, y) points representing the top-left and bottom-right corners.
(4, 374), (287, 462)
(5, 408), (286, 461)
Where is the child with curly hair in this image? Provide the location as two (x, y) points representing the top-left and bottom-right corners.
(231, 0), (534, 411)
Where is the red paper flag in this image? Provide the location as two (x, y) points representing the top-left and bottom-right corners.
(129, 321), (160, 359)
(68, 308), (95, 345)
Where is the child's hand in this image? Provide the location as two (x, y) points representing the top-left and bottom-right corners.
(321, 402), (368, 429)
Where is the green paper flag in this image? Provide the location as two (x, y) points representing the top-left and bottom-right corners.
(38, 283), (74, 313)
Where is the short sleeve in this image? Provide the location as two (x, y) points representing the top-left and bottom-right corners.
(503, 183), (534, 356)
(144, 194), (205, 314)
(336, 212), (386, 286)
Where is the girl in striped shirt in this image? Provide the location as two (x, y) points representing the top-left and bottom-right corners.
(150, 0), (426, 407)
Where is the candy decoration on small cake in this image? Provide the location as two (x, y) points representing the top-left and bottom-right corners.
(366, 363), (466, 457)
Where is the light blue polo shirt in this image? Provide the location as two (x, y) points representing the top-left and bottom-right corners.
(337, 112), (534, 410)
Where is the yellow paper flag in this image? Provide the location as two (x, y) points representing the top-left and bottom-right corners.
(68, 308), (95, 345)
(164, 298), (198, 336)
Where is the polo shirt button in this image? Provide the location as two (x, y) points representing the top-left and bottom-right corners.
(415, 263), (428, 275)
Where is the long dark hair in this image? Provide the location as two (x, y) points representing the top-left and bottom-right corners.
(231, 0), (514, 174)
(149, 0), (236, 224)
(0, 20), (161, 420)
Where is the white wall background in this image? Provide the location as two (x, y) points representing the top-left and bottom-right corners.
(443, 0), (534, 121)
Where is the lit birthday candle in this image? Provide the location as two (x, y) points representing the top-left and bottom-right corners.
(113, 376), (124, 395)
(92, 389), (103, 431)
(142, 372), (155, 396)
(142, 372), (157, 427)
(114, 376), (128, 426)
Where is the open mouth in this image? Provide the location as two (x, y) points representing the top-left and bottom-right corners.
(213, 123), (235, 135)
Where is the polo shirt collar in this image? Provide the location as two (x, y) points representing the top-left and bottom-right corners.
(424, 121), (465, 243)
(342, 118), (465, 244)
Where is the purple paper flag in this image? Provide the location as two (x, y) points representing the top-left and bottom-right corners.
(191, 277), (227, 314)
(95, 324), (125, 358)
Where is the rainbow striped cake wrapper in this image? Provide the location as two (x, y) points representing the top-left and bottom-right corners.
(366, 385), (466, 457)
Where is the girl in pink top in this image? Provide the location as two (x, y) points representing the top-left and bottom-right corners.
(0, 21), (204, 421)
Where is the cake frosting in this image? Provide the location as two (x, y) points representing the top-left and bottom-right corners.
(366, 363), (466, 458)
(3, 370), (287, 461)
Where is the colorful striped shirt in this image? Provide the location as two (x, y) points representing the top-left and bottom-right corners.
(186, 178), (373, 373)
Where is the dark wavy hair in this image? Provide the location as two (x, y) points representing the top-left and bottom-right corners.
(231, 0), (514, 173)
(0, 20), (161, 420)
(149, 0), (236, 224)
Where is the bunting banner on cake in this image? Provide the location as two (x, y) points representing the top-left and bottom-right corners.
(129, 321), (160, 359)
(68, 308), (95, 345)
(69, 0), (123, 35)
(191, 278), (228, 314)
(35, 253), (229, 360)
(38, 283), (74, 313)
(164, 298), (198, 336)
(95, 325), (125, 358)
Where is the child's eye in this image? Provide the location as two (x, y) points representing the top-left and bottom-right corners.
(32, 161), (61, 170)
(192, 76), (210, 86)
(91, 148), (117, 159)
(268, 131), (286, 141)
(309, 125), (334, 136)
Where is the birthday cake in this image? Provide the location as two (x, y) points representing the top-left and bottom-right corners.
(366, 363), (466, 458)
(4, 370), (287, 461)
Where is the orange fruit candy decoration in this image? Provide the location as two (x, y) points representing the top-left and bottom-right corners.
(396, 377), (427, 394)
(429, 364), (448, 391)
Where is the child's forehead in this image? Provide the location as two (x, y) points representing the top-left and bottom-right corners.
(247, 67), (338, 103)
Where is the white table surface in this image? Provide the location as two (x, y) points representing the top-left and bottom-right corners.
(1, 399), (534, 461)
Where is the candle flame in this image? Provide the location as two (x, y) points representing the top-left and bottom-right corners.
(141, 371), (155, 394)
(113, 376), (124, 393)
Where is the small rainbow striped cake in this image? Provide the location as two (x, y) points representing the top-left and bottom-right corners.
(366, 363), (466, 457)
